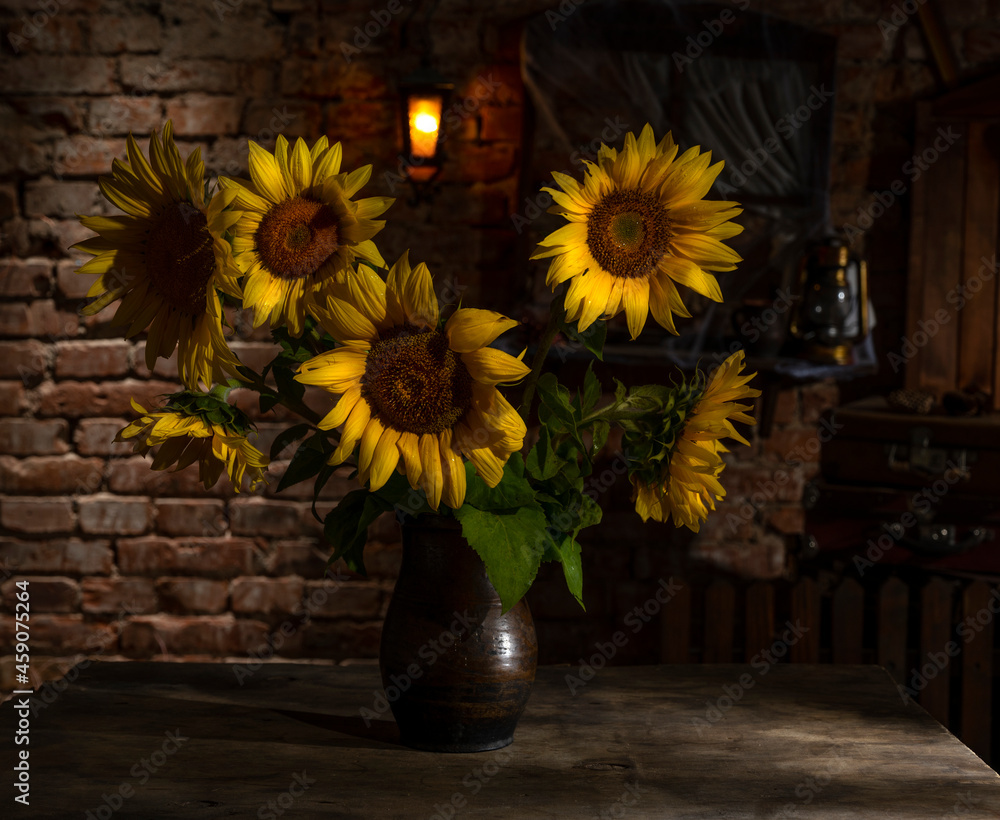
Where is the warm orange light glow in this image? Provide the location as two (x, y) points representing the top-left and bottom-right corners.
(414, 112), (438, 133)
(407, 95), (443, 159)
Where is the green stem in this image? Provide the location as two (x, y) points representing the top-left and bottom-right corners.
(238, 367), (323, 426)
(518, 299), (564, 420)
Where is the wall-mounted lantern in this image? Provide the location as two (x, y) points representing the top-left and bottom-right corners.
(399, 66), (453, 204)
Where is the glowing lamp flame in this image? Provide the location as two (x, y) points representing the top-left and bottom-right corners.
(414, 112), (439, 134)
(408, 96), (444, 159)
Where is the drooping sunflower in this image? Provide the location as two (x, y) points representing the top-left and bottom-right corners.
(220, 135), (393, 337)
(629, 350), (760, 531)
(73, 122), (243, 390)
(296, 254), (529, 510)
(117, 396), (269, 492)
(532, 124), (744, 340)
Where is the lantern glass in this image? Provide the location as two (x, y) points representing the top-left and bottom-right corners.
(407, 94), (443, 159)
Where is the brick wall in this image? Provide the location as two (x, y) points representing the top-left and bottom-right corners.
(3, 0), (1000, 685)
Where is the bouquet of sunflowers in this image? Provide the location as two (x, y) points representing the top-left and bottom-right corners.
(75, 122), (759, 611)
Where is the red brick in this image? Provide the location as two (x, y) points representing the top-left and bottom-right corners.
(763, 427), (825, 463)
(302, 581), (382, 619)
(766, 505), (806, 535)
(0, 340), (48, 382)
(57, 259), (96, 300)
(117, 536), (258, 578)
(1, 257), (53, 297)
(161, 8), (285, 59)
(73, 417), (132, 457)
(52, 136), (129, 177)
(694, 499), (755, 543)
(1, 576), (80, 613)
(107, 456), (230, 498)
(771, 389), (799, 425)
(5, 94), (86, 135)
(323, 101), (395, 143)
(154, 498), (227, 537)
(727, 464), (806, 505)
(279, 58), (347, 98)
(0, 454), (104, 494)
(241, 100), (323, 142)
(119, 613), (267, 658)
(0, 183), (17, 220)
(361, 539), (402, 579)
(54, 340), (130, 380)
(6, 14), (86, 53)
(131, 343), (179, 379)
(429, 184), (511, 227)
(0, 496), (75, 534)
(0, 299), (80, 338)
(339, 62), (391, 100)
(165, 95), (241, 135)
(298, 503), (324, 536)
(231, 577), (305, 616)
(90, 15), (163, 53)
(230, 498), (302, 537)
(0, 55), (115, 94)
(81, 577), (159, 615)
(801, 381), (840, 423)
(479, 105), (523, 142)
(120, 56), (238, 93)
(227, 341), (280, 375)
(77, 495), (152, 535)
(0, 381), (24, 415)
(264, 539), (331, 577)
(87, 95), (164, 137)
(0, 614), (117, 654)
(24, 181), (104, 219)
(155, 577), (229, 615)
(0, 537), (113, 575)
(35, 379), (179, 418)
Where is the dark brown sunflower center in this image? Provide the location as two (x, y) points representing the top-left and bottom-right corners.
(254, 196), (340, 280)
(144, 202), (215, 316)
(586, 189), (671, 280)
(361, 327), (473, 436)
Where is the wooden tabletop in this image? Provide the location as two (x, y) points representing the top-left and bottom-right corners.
(3, 661), (999, 818)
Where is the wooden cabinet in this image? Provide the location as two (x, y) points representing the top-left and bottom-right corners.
(905, 74), (1000, 410)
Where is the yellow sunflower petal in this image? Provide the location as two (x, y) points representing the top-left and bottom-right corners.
(445, 309), (519, 353)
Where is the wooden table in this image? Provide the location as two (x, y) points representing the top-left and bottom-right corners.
(3, 662), (1000, 818)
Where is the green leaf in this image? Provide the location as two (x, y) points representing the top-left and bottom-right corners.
(463, 454), (536, 510)
(269, 422), (312, 460)
(311, 463), (337, 523)
(560, 314), (606, 361)
(526, 426), (564, 481)
(273, 358), (306, 406)
(277, 434), (327, 492)
(590, 420), (610, 458)
(582, 363), (602, 414)
(536, 373), (576, 432)
(454, 504), (547, 612)
(546, 533), (584, 609)
(323, 489), (394, 575)
(258, 391), (281, 414)
(576, 492), (603, 530)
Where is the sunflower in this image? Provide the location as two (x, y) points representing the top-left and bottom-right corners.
(532, 124), (744, 340)
(117, 397), (269, 492)
(630, 350), (760, 531)
(73, 122), (243, 391)
(220, 135), (393, 337)
(296, 254), (529, 510)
